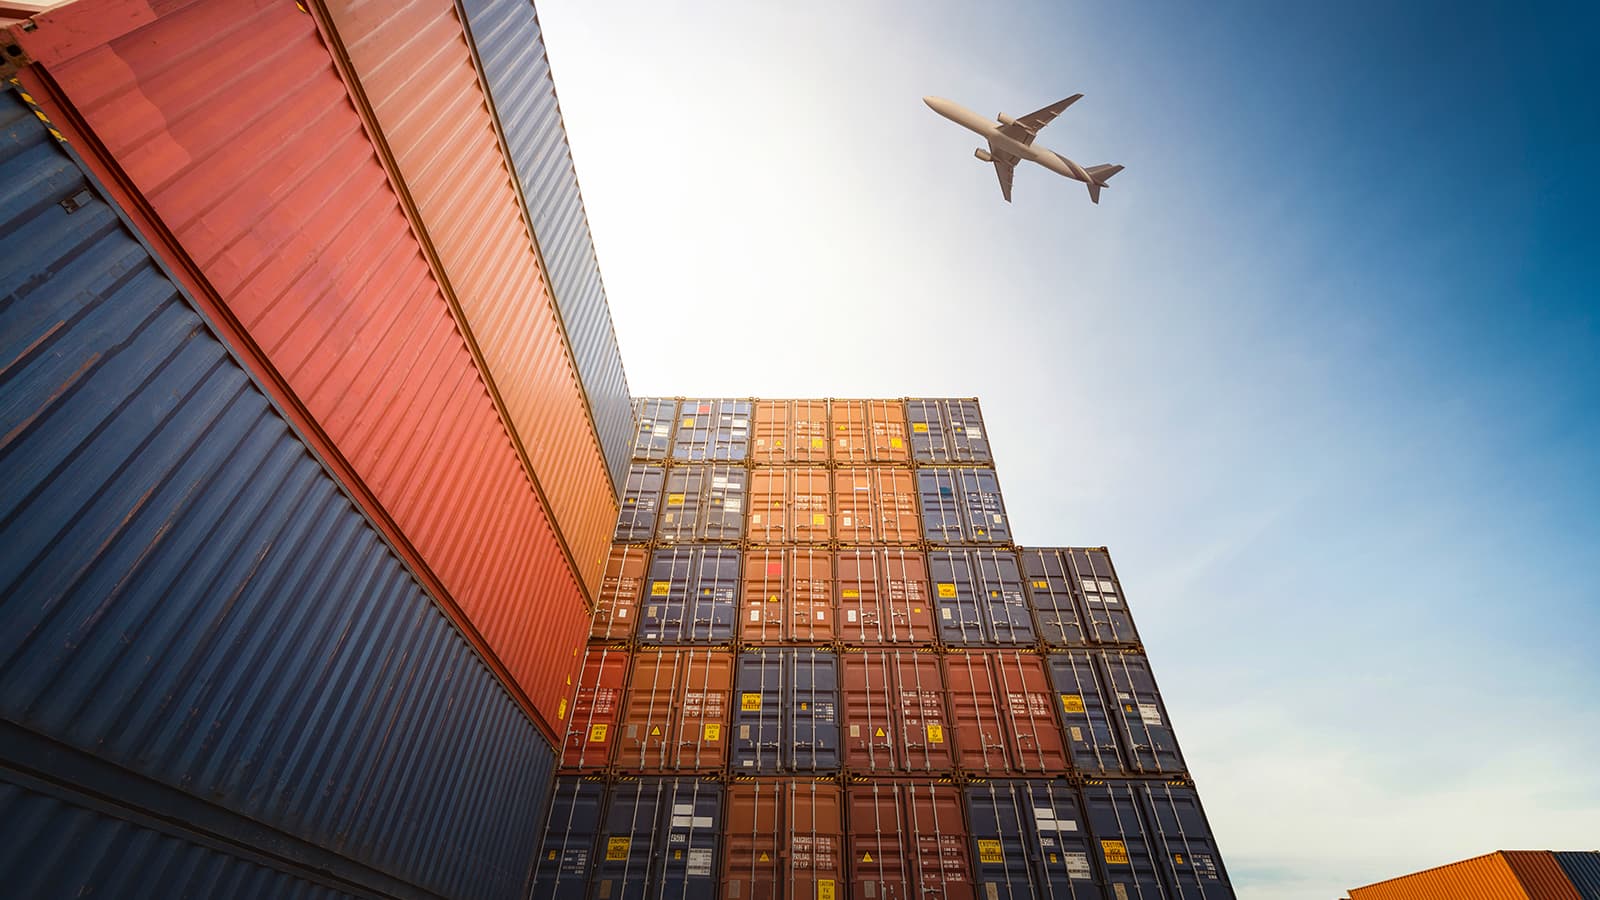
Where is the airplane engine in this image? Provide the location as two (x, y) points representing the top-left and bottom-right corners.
(997, 113), (1017, 126)
(974, 148), (993, 162)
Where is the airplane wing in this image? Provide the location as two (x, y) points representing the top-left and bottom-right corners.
(987, 142), (1020, 202)
(996, 94), (1083, 145)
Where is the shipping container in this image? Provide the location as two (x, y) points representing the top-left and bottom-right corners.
(1554, 852), (1600, 899)
(615, 464), (667, 543)
(614, 649), (733, 773)
(1020, 549), (1090, 646)
(840, 650), (955, 774)
(323, 0), (620, 586)
(929, 548), (1035, 646)
(7, 0), (593, 730)
(658, 464), (748, 543)
(1062, 548), (1141, 645)
(1141, 782), (1235, 899)
(1044, 652), (1128, 777)
(0, 87), (557, 900)
(674, 399), (752, 461)
(456, 0), (636, 490)
(639, 547), (740, 644)
(1080, 780), (1169, 897)
(594, 545), (650, 641)
(965, 779), (1101, 898)
(918, 467), (1012, 544)
(753, 399), (830, 465)
(530, 776), (607, 900)
(750, 467), (833, 544)
(731, 649), (841, 773)
(836, 549), (938, 645)
(1350, 850), (1585, 900)
(831, 398), (911, 464)
(847, 780), (976, 900)
(834, 466), (922, 544)
(740, 547), (836, 644)
(908, 398), (993, 464)
(593, 777), (723, 900)
(1099, 652), (1187, 775)
(722, 779), (846, 900)
(942, 652), (1069, 776)
(632, 398), (678, 460)
(563, 644), (631, 770)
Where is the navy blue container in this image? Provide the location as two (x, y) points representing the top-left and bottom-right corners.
(657, 464), (747, 543)
(615, 464), (667, 542)
(1554, 852), (1600, 898)
(907, 398), (993, 464)
(1099, 652), (1187, 775)
(1044, 652), (1128, 777)
(457, 0), (635, 492)
(1066, 548), (1141, 645)
(929, 549), (1034, 645)
(529, 777), (606, 900)
(965, 779), (1102, 898)
(672, 399), (752, 461)
(631, 398), (678, 461)
(917, 467), (1012, 544)
(592, 777), (722, 900)
(639, 547), (740, 643)
(0, 88), (555, 900)
(1079, 780), (1167, 896)
(731, 649), (841, 773)
(1141, 782), (1235, 899)
(1021, 549), (1090, 646)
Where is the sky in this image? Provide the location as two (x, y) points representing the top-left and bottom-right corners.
(533, 1), (1600, 896)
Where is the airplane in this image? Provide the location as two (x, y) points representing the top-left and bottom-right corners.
(923, 94), (1123, 204)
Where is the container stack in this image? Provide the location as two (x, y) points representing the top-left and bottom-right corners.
(536, 398), (1236, 899)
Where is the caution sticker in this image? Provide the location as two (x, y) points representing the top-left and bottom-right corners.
(912, 423), (929, 433)
(977, 839), (1003, 863)
(704, 723), (721, 741)
(606, 837), (631, 860)
(1060, 694), (1086, 714)
(812, 438), (826, 448)
(652, 582), (670, 596)
(861, 851), (874, 863)
(1102, 840), (1129, 865)
(741, 693), (762, 711)
(667, 493), (685, 506)
(890, 437), (904, 448)
(818, 880), (835, 900)
(557, 698), (567, 719)
(842, 589), (860, 599)
(1033, 580), (1049, 589)
(682, 417), (696, 427)
(926, 723), (944, 744)
(589, 723), (608, 742)
(937, 584), (957, 598)
(812, 514), (826, 526)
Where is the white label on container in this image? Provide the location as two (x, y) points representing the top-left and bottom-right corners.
(841, 516), (852, 527)
(686, 848), (713, 877)
(846, 610), (857, 623)
(992, 513), (1002, 523)
(1033, 807), (1055, 821)
(693, 816), (712, 828)
(653, 424), (669, 436)
(750, 610), (761, 622)
(968, 429), (982, 440)
(713, 477), (728, 489)
(1065, 852), (1092, 879)
(732, 419), (748, 428)
(673, 804), (693, 815)
(671, 815), (693, 828)
(1081, 579), (1098, 594)
(1099, 580), (1115, 593)
(1138, 703), (1162, 725)
(725, 499), (742, 512)
(816, 610), (826, 620)
(752, 514), (762, 524)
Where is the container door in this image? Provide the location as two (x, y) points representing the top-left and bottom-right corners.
(749, 469), (788, 543)
(918, 469), (966, 543)
(594, 547), (649, 641)
(701, 465), (747, 540)
(791, 468), (832, 544)
(787, 782), (846, 900)
(642, 548), (695, 643)
(930, 551), (988, 645)
(907, 399), (950, 462)
(722, 782), (781, 900)
(741, 548), (789, 644)
(1082, 781), (1169, 898)
(964, 781), (1035, 897)
(1139, 783), (1234, 899)
(789, 549), (835, 643)
(531, 777), (604, 900)
(946, 399), (994, 464)
(655, 780), (723, 898)
(897, 653), (956, 772)
(943, 653), (1012, 775)
(1022, 550), (1090, 646)
(752, 399), (791, 464)
(957, 468), (1011, 544)
(976, 550), (1033, 644)
(1022, 782), (1101, 897)
(867, 399), (911, 462)
(993, 653), (1070, 775)
(1045, 652), (1128, 776)
(686, 548), (739, 643)
(732, 650), (784, 772)
(632, 399), (677, 460)
(563, 645), (629, 769)
(677, 651), (734, 772)
(848, 783), (976, 900)
(615, 465), (666, 542)
(841, 651), (899, 772)
(1070, 549), (1141, 644)
(594, 779), (660, 900)
(674, 401), (715, 461)
(659, 466), (707, 543)
(788, 650), (840, 771)
(1098, 653), (1186, 775)
(833, 468), (876, 543)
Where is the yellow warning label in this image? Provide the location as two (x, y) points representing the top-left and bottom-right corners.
(1061, 694), (1086, 714)
(801, 702), (808, 711)
(812, 438), (826, 448)
(977, 839), (1003, 864)
(890, 437), (904, 448)
(874, 726), (886, 738)
(1033, 580), (1048, 589)
(861, 851), (874, 863)
(557, 698), (568, 720)
(547, 850), (556, 860)
(927, 723), (944, 744)
(1102, 840), (1129, 865)
(912, 423), (929, 433)
(606, 837), (631, 860)
(760, 851), (771, 862)
(1049, 853), (1058, 863)
(842, 589), (860, 599)
(1174, 853), (1186, 865)
(818, 880), (836, 900)
(650, 725), (662, 736)
(651, 582), (670, 596)
(682, 417), (696, 427)
(937, 584), (957, 598)
(812, 514), (826, 525)
(704, 723), (721, 741)
(741, 693), (762, 711)
(589, 723), (608, 742)
(667, 493), (685, 506)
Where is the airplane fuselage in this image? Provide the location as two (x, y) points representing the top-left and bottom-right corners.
(923, 97), (1090, 183)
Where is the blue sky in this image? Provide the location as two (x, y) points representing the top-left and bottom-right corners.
(536, 1), (1600, 895)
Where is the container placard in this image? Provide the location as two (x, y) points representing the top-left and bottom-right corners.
(606, 837), (631, 860)
(741, 693), (762, 711)
(1060, 694), (1086, 714)
(1101, 840), (1129, 865)
(977, 839), (1003, 863)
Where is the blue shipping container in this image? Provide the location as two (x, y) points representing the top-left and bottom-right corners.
(615, 464), (667, 542)
(640, 547), (740, 643)
(929, 549), (1034, 646)
(1080, 781), (1168, 896)
(658, 464), (747, 543)
(0, 87), (555, 900)
(965, 780), (1102, 898)
(631, 398), (678, 461)
(592, 777), (722, 900)
(1100, 653), (1187, 775)
(529, 777), (607, 900)
(1021, 549), (1091, 646)
(673, 399), (752, 461)
(1141, 782), (1235, 899)
(907, 398), (993, 464)
(1068, 548), (1141, 645)
(1044, 652), (1129, 777)
(731, 649), (841, 773)
(918, 468), (1012, 544)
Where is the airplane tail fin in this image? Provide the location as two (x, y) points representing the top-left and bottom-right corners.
(1084, 164), (1123, 204)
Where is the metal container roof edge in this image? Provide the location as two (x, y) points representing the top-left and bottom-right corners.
(302, 0), (606, 603)
(5, 54), (566, 746)
(1347, 850), (1576, 899)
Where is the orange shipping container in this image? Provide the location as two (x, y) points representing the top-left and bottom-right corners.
(847, 781), (975, 900)
(942, 651), (1070, 776)
(723, 780), (846, 900)
(752, 399), (830, 464)
(834, 467), (921, 543)
(562, 644), (629, 770)
(836, 549), (937, 645)
(1350, 851), (1581, 900)
(593, 546), (649, 641)
(749, 468), (832, 543)
(841, 650), (955, 773)
(831, 399), (911, 464)
(615, 648), (733, 773)
(740, 547), (835, 644)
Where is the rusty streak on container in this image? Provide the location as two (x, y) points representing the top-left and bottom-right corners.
(750, 467), (832, 544)
(8, 0), (587, 736)
(841, 650), (954, 773)
(942, 651), (1069, 776)
(848, 781), (976, 900)
(834, 467), (921, 544)
(593, 545), (649, 641)
(723, 779), (845, 900)
(319, 0), (617, 596)
(752, 399), (829, 465)
(562, 644), (629, 770)
(836, 548), (936, 645)
(1351, 851), (1582, 900)
(615, 648), (733, 773)
(740, 547), (834, 644)
(831, 398), (910, 464)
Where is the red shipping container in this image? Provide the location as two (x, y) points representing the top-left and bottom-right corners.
(847, 780), (975, 900)
(836, 549), (937, 645)
(831, 399), (910, 464)
(841, 650), (954, 773)
(722, 779), (845, 900)
(752, 399), (830, 465)
(740, 547), (835, 644)
(593, 546), (649, 641)
(942, 651), (1070, 776)
(562, 644), (629, 770)
(834, 467), (920, 544)
(615, 648), (733, 773)
(8, 0), (587, 736)
(749, 468), (832, 543)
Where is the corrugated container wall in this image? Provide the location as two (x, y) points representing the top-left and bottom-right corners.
(722, 780), (846, 900)
(965, 780), (1101, 897)
(1350, 851), (1583, 900)
(836, 549), (937, 645)
(640, 546), (739, 644)
(593, 777), (723, 898)
(730, 649), (841, 773)
(594, 545), (650, 640)
(847, 781), (976, 900)
(840, 650), (955, 773)
(9, 0), (588, 733)
(614, 649), (733, 773)
(530, 777), (605, 900)
(0, 86), (556, 900)
(918, 467), (1012, 544)
(1554, 852), (1600, 899)
(457, 0), (635, 489)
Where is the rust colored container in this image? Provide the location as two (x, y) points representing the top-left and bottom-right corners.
(831, 399), (911, 464)
(753, 399), (830, 465)
(1351, 851), (1581, 900)
(722, 779), (846, 900)
(322, 0), (617, 594)
(561, 644), (629, 770)
(10, 0), (588, 734)
(834, 467), (921, 544)
(847, 781), (976, 900)
(841, 650), (954, 773)
(836, 549), (937, 645)
(750, 467), (832, 544)
(615, 648), (733, 773)
(942, 651), (1070, 776)
(741, 547), (835, 644)
(593, 546), (649, 641)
